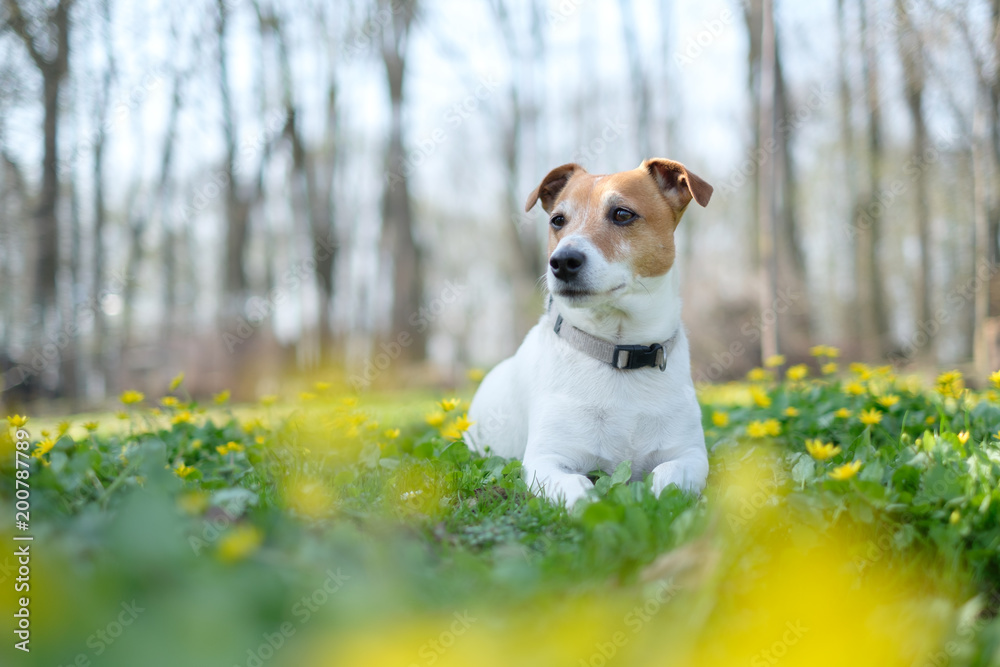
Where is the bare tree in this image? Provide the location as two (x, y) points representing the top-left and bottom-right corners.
(3, 0), (74, 392)
(379, 0), (424, 360)
(896, 0), (934, 365)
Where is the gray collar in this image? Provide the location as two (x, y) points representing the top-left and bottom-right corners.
(549, 308), (678, 371)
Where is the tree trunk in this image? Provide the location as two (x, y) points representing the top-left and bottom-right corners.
(379, 0), (424, 361)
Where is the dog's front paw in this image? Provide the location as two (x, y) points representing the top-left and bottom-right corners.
(544, 473), (594, 508)
(652, 459), (708, 496)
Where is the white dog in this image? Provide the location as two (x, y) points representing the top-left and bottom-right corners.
(465, 159), (713, 507)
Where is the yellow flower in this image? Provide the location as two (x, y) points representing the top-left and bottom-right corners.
(957, 431), (969, 445)
(844, 382), (866, 396)
(990, 370), (1000, 390)
(949, 510), (960, 525)
(217, 525), (262, 563)
(6, 415), (28, 428)
(341, 397), (358, 407)
(259, 395), (278, 406)
(859, 409), (883, 426)
(213, 390), (231, 405)
(786, 364), (808, 381)
(750, 386), (772, 408)
(747, 367), (771, 382)
(299, 392), (317, 401)
(161, 396), (180, 407)
(810, 345), (839, 358)
(174, 463), (196, 479)
(177, 491), (208, 515)
(834, 408), (852, 419)
(441, 413), (474, 440)
(116, 411), (129, 420)
(784, 406), (800, 417)
(312, 381), (331, 392)
(216, 441), (244, 455)
(169, 372), (185, 391)
(877, 394), (899, 408)
(384, 428), (401, 439)
(747, 419), (781, 438)
(764, 354), (785, 368)
(190, 439), (203, 450)
(32, 439), (55, 458)
(439, 397), (461, 412)
(172, 410), (194, 425)
(805, 439), (841, 461)
(849, 362), (871, 379)
(425, 411), (446, 427)
(467, 368), (486, 382)
(829, 460), (862, 480)
(120, 390), (144, 405)
(711, 411), (729, 428)
(935, 371), (964, 399)
(821, 362), (838, 375)
(83, 421), (99, 432)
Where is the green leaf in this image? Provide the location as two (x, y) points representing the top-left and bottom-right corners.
(791, 455), (815, 485)
(610, 460), (632, 487)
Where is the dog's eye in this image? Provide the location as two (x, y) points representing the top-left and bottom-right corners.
(612, 208), (636, 225)
(550, 214), (566, 230)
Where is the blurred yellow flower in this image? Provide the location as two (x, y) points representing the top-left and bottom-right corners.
(784, 406), (799, 417)
(747, 419), (781, 438)
(805, 439), (841, 461)
(169, 372), (185, 391)
(33, 439), (55, 458)
(877, 394), (899, 408)
(786, 364), (808, 381)
(177, 491), (208, 515)
(957, 431), (969, 445)
(439, 397), (461, 412)
(829, 460), (862, 480)
(216, 441), (244, 455)
(259, 394), (278, 406)
(116, 411), (129, 420)
(810, 345), (839, 358)
(950, 510), (960, 525)
(834, 408), (852, 419)
(441, 413), (474, 440)
(174, 463), (196, 479)
(6, 414), (28, 428)
(190, 439), (203, 450)
(926, 415), (936, 425)
(341, 396), (358, 407)
(750, 386), (771, 408)
(313, 381), (331, 392)
(860, 409), (883, 426)
(821, 362), (838, 375)
(255, 435), (265, 445)
(746, 367), (771, 382)
(425, 411), (446, 427)
(764, 354), (785, 368)
(83, 421), (99, 432)
(120, 390), (144, 405)
(217, 525), (262, 563)
(711, 411), (729, 427)
(56, 421), (70, 436)
(844, 381), (866, 396)
(935, 371), (964, 399)
(213, 390), (231, 405)
(172, 410), (193, 425)
(161, 396), (180, 407)
(467, 368), (486, 382)
(990, 370), (1000, 390)
(384, 428), (401, 439)
(849, 362), (871, 379)
(299, 392), (317, 401)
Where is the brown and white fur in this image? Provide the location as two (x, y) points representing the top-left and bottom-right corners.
(465, 159), (713, 507)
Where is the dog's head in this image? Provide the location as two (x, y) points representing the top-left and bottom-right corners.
(525, 159), (712, 310)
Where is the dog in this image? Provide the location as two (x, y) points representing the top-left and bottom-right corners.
(465, 158), (713, 506)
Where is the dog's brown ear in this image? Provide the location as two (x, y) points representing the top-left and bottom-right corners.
(642, 158), (713, 209)
(525, 163), (585, 213)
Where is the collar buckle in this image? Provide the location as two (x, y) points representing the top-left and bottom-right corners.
(614, 342), (667, 371)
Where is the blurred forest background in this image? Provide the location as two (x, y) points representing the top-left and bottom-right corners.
(1, 0), (999, 410)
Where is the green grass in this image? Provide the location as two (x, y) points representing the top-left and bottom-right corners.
(2, 363), (1000, 666)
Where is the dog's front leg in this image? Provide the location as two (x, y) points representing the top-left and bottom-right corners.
(522, 453), (594, 507)
(651, 452), (709, 496)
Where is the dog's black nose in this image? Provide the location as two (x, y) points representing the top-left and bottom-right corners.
(549, 248), (586, 282)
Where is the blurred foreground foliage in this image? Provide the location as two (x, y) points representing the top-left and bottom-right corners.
(1, 361), (1000, 666)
